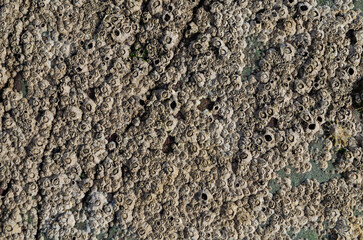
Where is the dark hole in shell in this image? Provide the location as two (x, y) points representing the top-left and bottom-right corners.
(197, 98), (215, 111)
(162, 136), (175, 153)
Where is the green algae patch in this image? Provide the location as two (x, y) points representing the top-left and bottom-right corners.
(20, 79), (27, 97)
(305, 160), (338, 184)
(294, 229), (319, 240)
(129, 45), (149, 62)
(242, 66), (252, 80)
(354, 209), (361, 216)
(96, 230), (107, 240)
(96, 225), (133, 240)
(26, 211), (34, 225)
(268, 168), (287, 194)
(317, 0), (333, 6)
(268, 179), (281, 194)
(275, 159), (340, 188)
(291, 160), (339, 187)
(268, 135), (341, 190)
(354, 0), (363, 11)
(288, 227), (321, 240)
(107, 225), (124, 239)
(75, 221), (87, 230)
(242, 35), (269, 81)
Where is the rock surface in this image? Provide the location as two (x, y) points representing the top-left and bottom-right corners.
(0, 0), (363, 239)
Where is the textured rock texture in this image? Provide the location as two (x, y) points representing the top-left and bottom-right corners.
(0, 0), (363, 239)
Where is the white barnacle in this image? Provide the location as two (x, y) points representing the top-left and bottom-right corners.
(65, 106), (83, 121)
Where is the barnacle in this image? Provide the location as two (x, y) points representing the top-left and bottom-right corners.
(323, 120), (352, 148)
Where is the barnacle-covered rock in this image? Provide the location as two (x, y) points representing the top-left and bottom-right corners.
(0, 0), (363, 239)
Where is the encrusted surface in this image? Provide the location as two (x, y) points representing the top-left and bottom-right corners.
(0, 0), (363, 239)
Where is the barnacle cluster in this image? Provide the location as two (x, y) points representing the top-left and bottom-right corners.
(1, 0), (363, 239)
